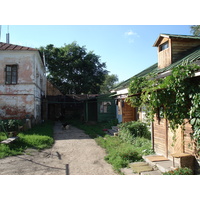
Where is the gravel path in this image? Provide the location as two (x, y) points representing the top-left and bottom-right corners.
(0, 121), (116, 175)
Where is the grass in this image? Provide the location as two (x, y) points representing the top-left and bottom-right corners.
(71, 120), (153, 174)
(0, 121), (54, 159)
(95, 135), (153, 173)
(70, 120), (117, 138)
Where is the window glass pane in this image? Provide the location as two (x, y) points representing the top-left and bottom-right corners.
(7, 71), (11, 76)
(12, 76), (17, 84)
(6, 75), (11, 84)
(5, 65), (17, 84)
(6, 66), (11, 71)
(160, 42), (168, 51)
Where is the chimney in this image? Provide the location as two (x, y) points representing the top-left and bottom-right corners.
(6, 33), (10, 44)
(6, 25), (10, 44)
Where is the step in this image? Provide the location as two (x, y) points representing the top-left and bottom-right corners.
(143, 155), (173, 173)
(111, 126), (119, 132)
(129, 162), (153, 174)
(107, 129), (118, 136)
(121, 168), (139, 175)
(141, 170), (163, 175)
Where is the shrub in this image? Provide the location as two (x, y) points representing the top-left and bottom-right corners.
(163, 167), (193, 175)
(118, 121), (151, 144)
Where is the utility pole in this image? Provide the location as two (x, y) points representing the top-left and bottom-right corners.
(0, 25), (1, 42)
(6, 25), (10, 44)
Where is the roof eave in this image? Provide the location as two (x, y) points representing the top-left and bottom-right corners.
(153, 34), (170, 47)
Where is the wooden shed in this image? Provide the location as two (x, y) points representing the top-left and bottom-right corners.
(97, 94), (116, 122)
(84, 94), (116, 123)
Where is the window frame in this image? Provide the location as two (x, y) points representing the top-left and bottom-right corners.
(5, 65), (18, 85)
(100, 101), (112, 113)
(159, 41), (169, 52)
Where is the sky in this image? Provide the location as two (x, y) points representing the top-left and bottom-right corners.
(0, 25), (193, 83)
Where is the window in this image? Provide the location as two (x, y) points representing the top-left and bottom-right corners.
(5, 65), (18, 84)
(159, 42), (169, 51)
(100, 101), (111, 113)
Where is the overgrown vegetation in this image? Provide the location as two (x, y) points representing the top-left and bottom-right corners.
(0, 119), (23, 137)
(0, 121), (54, 159)
(127, 64), (200, 157)
(163, 167), (193, 175)
(118, 121), (151, 141)
(74, 120), (153, 173)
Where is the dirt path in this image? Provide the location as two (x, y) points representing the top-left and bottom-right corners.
(0, 122), (116, 175)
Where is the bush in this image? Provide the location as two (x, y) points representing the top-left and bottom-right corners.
(163, 167), (193, 175)
(118, 121), (151, 144)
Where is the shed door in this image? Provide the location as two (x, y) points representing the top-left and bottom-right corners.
(122, 101), (136, 123)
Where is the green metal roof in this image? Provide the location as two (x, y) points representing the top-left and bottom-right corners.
(161, 33), (200, 40)
(112, 45), (200, 92)
(112, 63), (158, 91)
(153, 33), (200, 47)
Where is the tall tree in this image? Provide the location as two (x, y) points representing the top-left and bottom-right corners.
(100, 74), (118, 94)
(40, 42), (108, 94)
(190, 25), (200, 36)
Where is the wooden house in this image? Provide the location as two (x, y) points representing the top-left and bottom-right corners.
(152, 34), (200, 159)
(112, 34), (200, 165)
(0, 42), (46, 123)
(111, 63), (157, 123)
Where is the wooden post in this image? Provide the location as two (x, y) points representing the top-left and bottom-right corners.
(165, 119), (168, 158)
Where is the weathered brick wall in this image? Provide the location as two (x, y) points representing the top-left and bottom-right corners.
(0, 51), (45, 121)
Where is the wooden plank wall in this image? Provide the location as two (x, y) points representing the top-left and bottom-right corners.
(122, 101), (136, 123)
(158, 38), (171, 69)
(154, 117), (196, 159)
(153, 118), (167, 157)
(171, 39), (200, 62)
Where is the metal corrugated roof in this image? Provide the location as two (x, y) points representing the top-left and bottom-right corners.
(112, 63), (158, 91)
(0, 42), (38, 51)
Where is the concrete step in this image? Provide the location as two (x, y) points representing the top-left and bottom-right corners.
(143, 155), (174, 173)
(129, 162), (153, 174)
(121, 167), (139, 175)
(141, 170), (163, 175)
(107, 129), (118, 136)
(111, 126), (119, 132)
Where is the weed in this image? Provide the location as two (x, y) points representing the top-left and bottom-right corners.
(163, 167), (193, 175)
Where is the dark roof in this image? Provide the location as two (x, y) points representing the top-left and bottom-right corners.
(153, 33), (200, 47)
(0, 42), (38, 51)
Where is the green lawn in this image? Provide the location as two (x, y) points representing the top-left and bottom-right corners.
(0, 121), (54, 159)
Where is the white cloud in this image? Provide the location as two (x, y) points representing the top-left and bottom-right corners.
(124, 30), (139, 37)
(124, 30), (139, 43)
